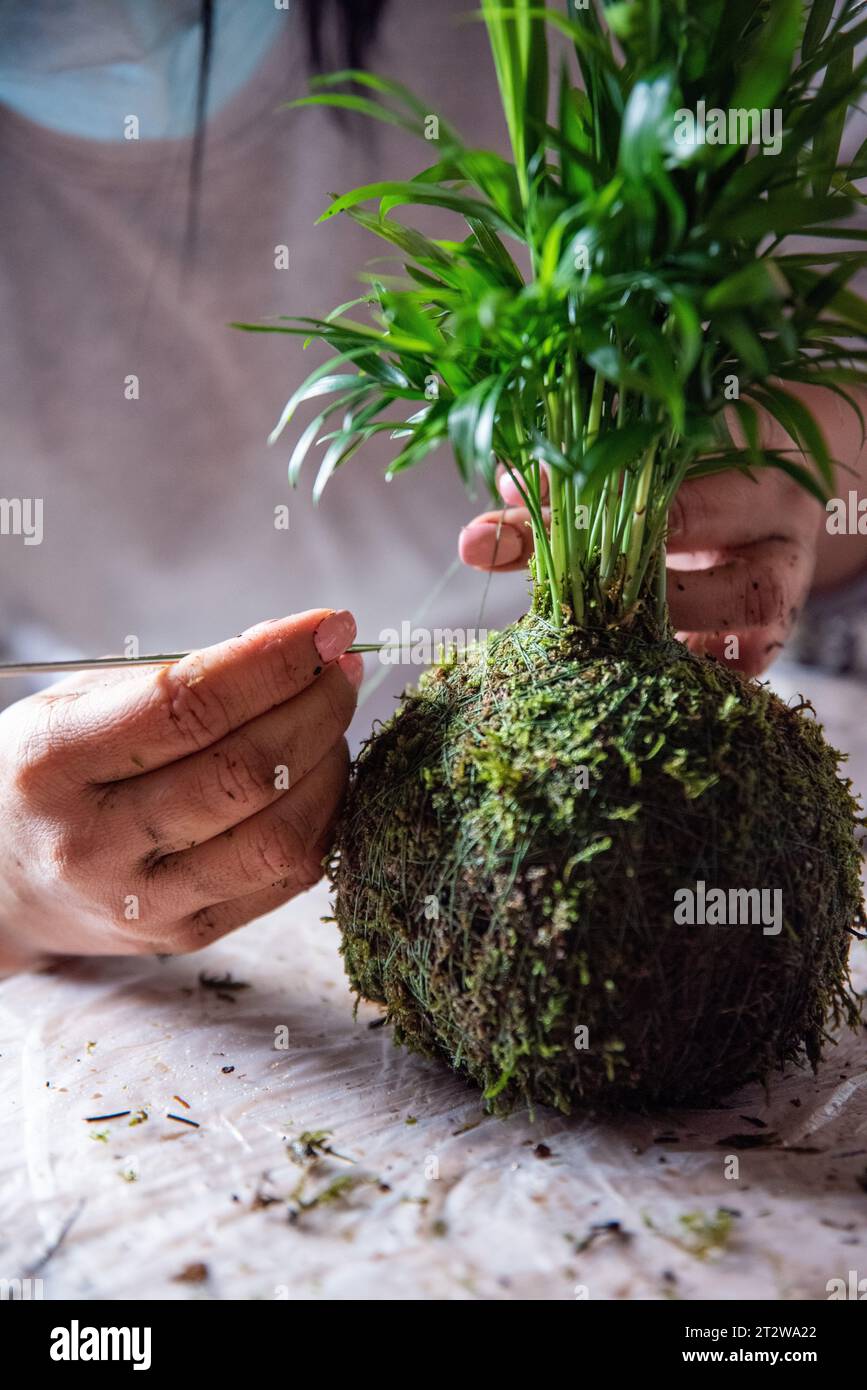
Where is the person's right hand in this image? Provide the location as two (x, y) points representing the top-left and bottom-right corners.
(0, 609), (361, 973)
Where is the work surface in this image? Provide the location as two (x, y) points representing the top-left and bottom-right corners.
(1, 662), (866, 1302)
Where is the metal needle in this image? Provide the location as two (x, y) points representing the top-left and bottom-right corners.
(0, 644), (388, 678)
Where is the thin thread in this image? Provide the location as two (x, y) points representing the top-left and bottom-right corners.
(357, 556), (463, 710)
(475, 505), (508, 634)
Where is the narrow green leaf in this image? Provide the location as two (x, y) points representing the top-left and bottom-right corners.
(320, 181), (517, 236)
(730, 0), (803, 111)
(582, 424), (662, 483)
(750, 383), (834, 487)
(813, 42), (854, 195)
(803, 0), (837, 58)
(705, 261), (789, 312)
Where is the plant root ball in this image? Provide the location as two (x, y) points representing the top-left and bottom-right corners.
(332, 615), (864, 1112)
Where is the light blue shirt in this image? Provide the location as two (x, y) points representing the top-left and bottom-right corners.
(0, 0), (286, 140)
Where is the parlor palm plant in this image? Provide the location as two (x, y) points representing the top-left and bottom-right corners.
(239, 0), (867, 1110)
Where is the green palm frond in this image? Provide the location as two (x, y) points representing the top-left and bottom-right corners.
(235, 0), (867, 628)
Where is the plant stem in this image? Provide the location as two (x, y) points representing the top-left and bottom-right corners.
(564, 475), (584, 622)
(622, 442), (657, 609)
(656, 537), (668, 625)
(587, 373), (604, 448)
(549, 465), (567, 612)
(509, 396), (560, 623)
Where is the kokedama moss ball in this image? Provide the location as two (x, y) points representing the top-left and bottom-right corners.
(332, 615), (864, 1112)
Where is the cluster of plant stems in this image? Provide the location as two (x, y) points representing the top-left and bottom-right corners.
(507, 369), (679, 629)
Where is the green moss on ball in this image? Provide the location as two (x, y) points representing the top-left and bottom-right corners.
(332, 615), (864, 1113)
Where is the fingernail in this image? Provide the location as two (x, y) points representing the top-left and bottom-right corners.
(499, 467), (548, 503)
(314, 609), (357, 663)
(497, 474), (524, 506)
(338, 652), (364, 691)
(459, 522), (523, 567)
